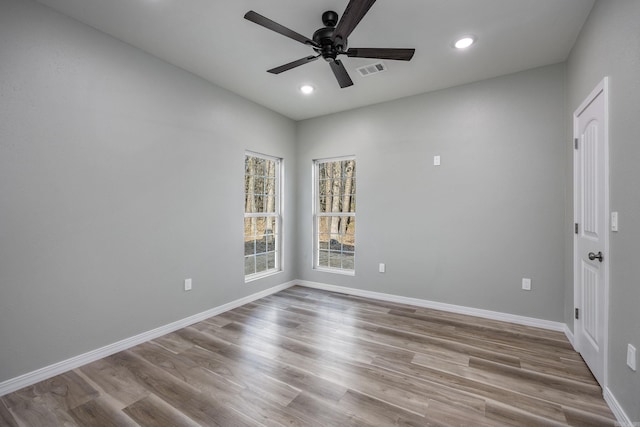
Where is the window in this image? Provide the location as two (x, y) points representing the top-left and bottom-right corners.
(314, 157), (356, 273)
(244, 152), (281, 280)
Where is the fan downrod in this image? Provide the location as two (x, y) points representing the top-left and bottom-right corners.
(321, 10), (338, 27)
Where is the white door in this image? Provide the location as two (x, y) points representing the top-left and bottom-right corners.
(574, 78), (609, 386)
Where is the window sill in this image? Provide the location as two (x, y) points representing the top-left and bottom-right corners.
(313, 267), (355, 277)
(245, 269), (282, 283)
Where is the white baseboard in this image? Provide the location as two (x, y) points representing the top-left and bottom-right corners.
(0, 280), (296, 397)
(604, 387), (634, 427)
(564, 324), (576, 349)
(296, 280), (566, 332)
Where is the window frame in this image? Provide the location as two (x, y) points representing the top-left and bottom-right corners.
(312, 155), (356, 275)
(244, 151), (283, 282)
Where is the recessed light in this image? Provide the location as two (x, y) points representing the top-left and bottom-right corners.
(454, 36), (476, 49)
(300, 85), (315, 95)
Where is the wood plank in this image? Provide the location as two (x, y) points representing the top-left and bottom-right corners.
(151, 330), (197, 354)
(2, 387), (80, 427)
(424, 399), (514, 427)
(180, 345), (301, 407)
(34, 370), (99, 410)
(78, 356), (150, 407)
(484, 398), (569, 426)
(377, 354), (570, 423)
(337, 389), (434, 427)
(128, 341), (244, 398)
(0, 397), (19, 427)
(468, 356), (603, 398)
(562, 405), (618, 427)
(68, 396), (138, 427)
(286, 392), (371, 427)
(123, 394), (200, 427)
(214, 345), (349, 402)
(106, 350), (257, 427)
(223, 388), (315, 427)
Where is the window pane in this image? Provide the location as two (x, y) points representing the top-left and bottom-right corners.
(318, 233), (330, 250)
(318, 250), (329, 267)
(318, 196), (328, 213)
(255, 216), (266, 235)
(318, 217), (329, 234)
(246, 192), (259, 213)
(344, 217), (355, 238)
(265, 159), (276, 178)
(342, 252), (355, 270)
(244, 239), (256, 256)
(244, 256), (256, 276)
(244, 217), (256, 237)
(346, 194), (355, 212)
(254, 176), (265, 194)
(264, 178), (276, 213)
(267, 252), (276, 270)
(255, 254), (268, 274)
(254, 158), (265, 176)
(329, 252), (342, 268)
(318, 162), (327, 178)
(265, 216), (276, 233)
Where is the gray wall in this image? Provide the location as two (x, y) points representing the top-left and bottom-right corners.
(296, 64), (567, 322)
(567, 0), (640, 420)
(0, 0), (296, 383)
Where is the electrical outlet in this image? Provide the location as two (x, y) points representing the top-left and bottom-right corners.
(379, 263), (386, 273)
(522, 278), (531, 291)
(627, 344), (637, 371)
(184, 278), (192, 291)
(433, 155), (441, 166)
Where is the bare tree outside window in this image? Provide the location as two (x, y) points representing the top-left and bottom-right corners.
(315, 157), (356, 272)
(244, 153), (281, 279)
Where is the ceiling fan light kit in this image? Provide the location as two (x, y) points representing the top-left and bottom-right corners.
(244, 0), (415, 89)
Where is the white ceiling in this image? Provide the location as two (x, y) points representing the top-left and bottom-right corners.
(36, 0), (594, 121)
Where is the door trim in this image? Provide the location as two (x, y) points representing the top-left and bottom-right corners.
(573, 76), (610, 388)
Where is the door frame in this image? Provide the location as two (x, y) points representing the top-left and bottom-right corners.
(573, 76), (610, 388)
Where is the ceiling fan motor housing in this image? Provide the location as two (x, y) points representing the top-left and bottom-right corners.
(313, 11), (345, 62)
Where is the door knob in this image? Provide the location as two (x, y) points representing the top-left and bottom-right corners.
(588, 251), (604, 262)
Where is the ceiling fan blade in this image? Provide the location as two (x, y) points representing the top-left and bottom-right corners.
(244, 11), (318, 47)
(333, 0), (377, 47)
(346, 47), (415, 61)
(267, 55), (320, 74)
(329, 60), (354, 88)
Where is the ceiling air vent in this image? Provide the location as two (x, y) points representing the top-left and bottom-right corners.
(356, 62), (387, 77)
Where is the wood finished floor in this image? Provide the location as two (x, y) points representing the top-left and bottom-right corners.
(1, 286), (617, 426)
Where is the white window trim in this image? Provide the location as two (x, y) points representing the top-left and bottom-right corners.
(244, 151), (283, 282)
(312, 155), (356, 275)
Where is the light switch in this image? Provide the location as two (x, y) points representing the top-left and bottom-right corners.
(522, 278), (531, 291)
(611, 212), (619, 232)
(433, 155), (441, 166)
(628, 344), (636, 371)
(379, 263), (386, 273)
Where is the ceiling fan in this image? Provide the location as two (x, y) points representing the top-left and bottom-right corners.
(244, 0), (415, 89)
